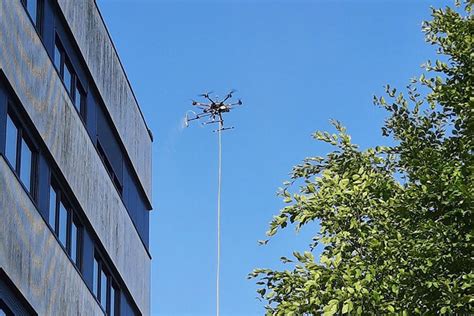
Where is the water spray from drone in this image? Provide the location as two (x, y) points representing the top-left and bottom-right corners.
(184, 90), (243, 316)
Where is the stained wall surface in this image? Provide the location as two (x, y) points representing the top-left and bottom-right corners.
(0, 158), (104, 316)
(57, 0), (153, 202)
(0, 1), (151, 314)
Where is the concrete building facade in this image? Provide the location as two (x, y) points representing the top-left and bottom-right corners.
(0, 0), (152, 315)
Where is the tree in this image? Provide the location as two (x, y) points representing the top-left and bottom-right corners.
(250, 2), (473, 314)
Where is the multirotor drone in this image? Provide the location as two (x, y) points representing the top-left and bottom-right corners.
(185, 90), (242, 131)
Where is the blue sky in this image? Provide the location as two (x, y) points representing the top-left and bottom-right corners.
(97, 1), (450, 315)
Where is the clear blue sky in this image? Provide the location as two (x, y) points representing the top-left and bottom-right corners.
(97, 1), (450, 315)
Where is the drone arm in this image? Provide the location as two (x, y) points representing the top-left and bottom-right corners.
(187, 112), (212, 122)
(221, 95), (231, 103)
(192, 102), (209, 107)
(203, 95), (217, 104)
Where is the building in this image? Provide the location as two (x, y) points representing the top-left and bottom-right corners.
(0, 0), (153, 315)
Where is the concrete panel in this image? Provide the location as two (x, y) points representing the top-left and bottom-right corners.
(56, 0), (153, 201)
(0, 158), (104, 316)
(0, 2), (150, 314)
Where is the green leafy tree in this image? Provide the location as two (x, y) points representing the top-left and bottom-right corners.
(250, 2), (473, 314)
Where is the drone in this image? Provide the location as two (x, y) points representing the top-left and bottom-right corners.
(185, 90), (242, 131)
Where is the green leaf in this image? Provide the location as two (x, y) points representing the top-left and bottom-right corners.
(342, 301), (353, 314)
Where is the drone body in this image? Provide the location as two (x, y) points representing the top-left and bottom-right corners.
(186, 90), (242, 131)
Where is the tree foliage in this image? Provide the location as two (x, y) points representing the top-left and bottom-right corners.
(250, 2), (473, 314)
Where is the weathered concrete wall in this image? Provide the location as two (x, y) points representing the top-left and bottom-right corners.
(0, 158), (104, 316)
(57, 0), (153, 202)
(0, 2), (150, 314)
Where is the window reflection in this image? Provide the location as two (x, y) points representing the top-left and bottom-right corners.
(64, 62), (72, 95)
(54, 42), (61, 71)
(58, 201), (68, 247)
(93, 257), (99, 297)
(74, 83), (82, 112)
(26, 0), (38, 25)
(5, 114), (18, 168)
(48, 186), (57, 229)
(20, 138), (32, 192)
(71, 221), (78, 265)
(110, 286), (115, 316)
(100, 269), (108, 309)
(4, 112), (37, 199)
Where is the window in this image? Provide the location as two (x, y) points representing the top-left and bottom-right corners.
(48, 179), (81, 269)
(74, 81), (85, 115)
(53, 36), (86, 120)
(100, 268), (107, 309)
(110, 286), (116, 316)
(21, 0), (42, 33)
(54, 41), (61, 71)
(70, 218), (80, 266)
(93, 254), (120, 315)
(97, 142), (123, 196)
(20, 138), (33, 191)
(58, 201), (68, 247)
(64, 61), (73, 95)
(93, 257), (99, 297)
(48, 186), (57, 229)
(4, 111), (36, 196)
(5, 114), (18, 167)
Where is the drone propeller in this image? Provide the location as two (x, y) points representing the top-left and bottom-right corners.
(191, 100), (209, 107)
(229, 99), (243, 106)
(222, 89), (237, 102)
(199, 91), (213, 98)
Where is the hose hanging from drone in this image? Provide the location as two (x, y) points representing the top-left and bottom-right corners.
(185, 90), (242, 316)
(216, 120), (222, 316)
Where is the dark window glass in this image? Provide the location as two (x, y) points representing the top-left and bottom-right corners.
(93, 257), (99, 297)
(64, 62), (73, 95)
(48, 186), (57, 229)
(97, 142), (122, 196)
(5, 114), (18, 167)
(71, 220), (78, 265)
(19, 138), (33, 192)
(54, 42), (61, 72)
(26, 0), (38, 25)
(100, 269), (107, 309)
(58, 201), (67, 247)
(74, 84), (82, 112)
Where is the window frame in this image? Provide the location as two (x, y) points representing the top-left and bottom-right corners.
(69, 214), (82, 269)
(74, 79), (86, 118)
(4, 105), (37, 200)
(53, 34), (87, 122)
(63, 59), (74, 96)
(93, 251), (120, 315)
(48, 175), (83, 271)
